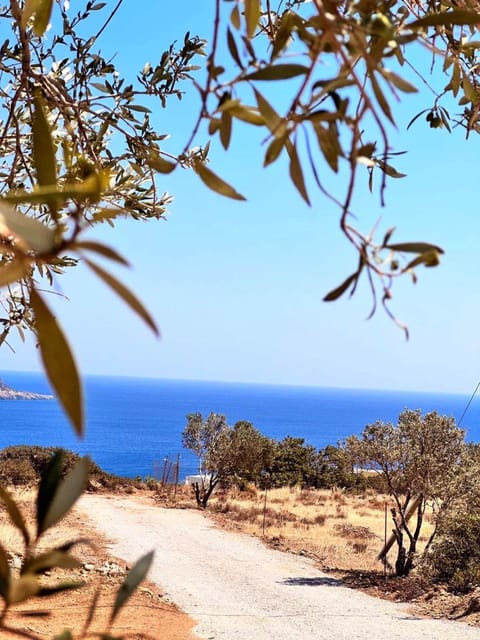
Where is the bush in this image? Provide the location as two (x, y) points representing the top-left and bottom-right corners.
(423, 512), (480, 592)
(0, 446), (138, 491)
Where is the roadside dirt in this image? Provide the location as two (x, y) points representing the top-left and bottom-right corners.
(0, 489), (196, 640)
(79, 493), (480, 640)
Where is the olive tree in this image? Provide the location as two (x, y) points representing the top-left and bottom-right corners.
(182, 413), (273, 507)
(2, 1), (480, 435)
(346, 409), (465, 576)
(2, 0), (480, 635)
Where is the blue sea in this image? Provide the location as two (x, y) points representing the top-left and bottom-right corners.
(0, 372), (478, 480)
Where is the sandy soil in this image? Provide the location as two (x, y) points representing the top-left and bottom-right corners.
(0, 492), (196, 640)
(79, 494), (480, 640)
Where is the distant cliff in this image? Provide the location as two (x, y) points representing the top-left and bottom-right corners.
(0, 379), (53, 400)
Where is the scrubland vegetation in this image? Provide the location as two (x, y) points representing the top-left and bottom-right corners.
(183, 410), (480, 597)
(211, 486), (400, 573)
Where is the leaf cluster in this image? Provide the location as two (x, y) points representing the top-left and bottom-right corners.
(0, 450), (154, 640)
(182, 0), (480, 331)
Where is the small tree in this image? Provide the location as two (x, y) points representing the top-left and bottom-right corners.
(182, 412), (230, 508)
(346, 409), (465, 576)
(270, 436), (319, 487)
(228, 421), (274, 485)
(182, 413), (273, 507)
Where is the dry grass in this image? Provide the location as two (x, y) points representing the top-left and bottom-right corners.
(209, 486), (434, 574)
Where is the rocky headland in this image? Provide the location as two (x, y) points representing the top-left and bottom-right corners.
(0, 378), (53, 400)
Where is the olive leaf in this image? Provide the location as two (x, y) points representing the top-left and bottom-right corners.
(110, 551), (154, 624)
(30, 289), (83, 436)
(40, 457), (89, 534)
(193, 161), (246, 201)
(84, 259), (159, 336)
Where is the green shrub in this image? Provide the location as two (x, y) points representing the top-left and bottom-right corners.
(423, 512), (480, 592)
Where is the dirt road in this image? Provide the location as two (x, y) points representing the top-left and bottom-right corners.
(79, 495), (480, 640)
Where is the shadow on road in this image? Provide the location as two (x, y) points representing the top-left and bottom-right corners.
(281, 576), (343, 587)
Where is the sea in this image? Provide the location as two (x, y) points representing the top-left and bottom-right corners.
(0, 371), (478, 481)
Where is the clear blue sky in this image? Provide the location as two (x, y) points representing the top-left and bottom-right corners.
(3, 1), (480, 394)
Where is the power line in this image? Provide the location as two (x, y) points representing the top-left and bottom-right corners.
(458, 381), (480, 427)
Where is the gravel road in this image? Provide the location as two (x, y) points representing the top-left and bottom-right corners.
(80, 495), (480, 640)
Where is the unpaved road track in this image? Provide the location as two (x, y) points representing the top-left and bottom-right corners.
(80, 495), (480, 640)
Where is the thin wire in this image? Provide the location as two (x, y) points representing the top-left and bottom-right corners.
(458, 381), (480, 427)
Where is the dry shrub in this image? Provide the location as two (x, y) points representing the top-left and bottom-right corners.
(367, 497), (385, 510)
(351, 542), (368, 554)
(357, 509), (372, 518)
(334, 524), (377, 540)
(332, 490), (348, 505)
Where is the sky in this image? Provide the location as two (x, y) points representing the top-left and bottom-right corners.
(2, 1), (480, 395)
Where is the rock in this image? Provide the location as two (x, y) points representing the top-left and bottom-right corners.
(0, 378), (53, 400)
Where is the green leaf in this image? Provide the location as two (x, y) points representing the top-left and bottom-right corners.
(220, 112), (232, 150)
(8, 575), (39, 605)
(228, 105), (264, 125)
(129, 104), (152, 113)
(231, 3), (241, 29)
(22, 0), (53, 36)
(110, 551), (154, 624)
(463, 74), (478, 104)
(37, 451), (63, 538)
(287, 142), (310, 205)
(245, 0), (261, 38)
(30, 288), (83, 436)
(74, 241), (129, 266)
(38, 581), (84, 597)
(409, 10), (480, 28)
(41, 458), (89, 534)
(227, 27), (243, 68)
(0, 260), (33, 287)
(0, 542), (11, 601)
(403, 250), (441, 270)
(23, 551), (81, 575)
(323, 273), (357, 301)
(375, 160), (406, 178)
(253, 89), (283, 135)
(369, 73), (395, 125)
(91, 82), (111, 93)
(264, 136), (285, 166)
(32, 93), (57, 187)
(382, 70), (417, 94)
(245, 64), (309, 81)
(313, 122), (341, 173)
(4, 171), (110, 205)
(193, 161), (246, 201)
(84, 259), (159, 336)
(53, 632), (73, 640)
(145, 153), (176, 174)
(0, 486), (30, 547)
(387, 242), (444, 254)
(0, 200), (55, 253)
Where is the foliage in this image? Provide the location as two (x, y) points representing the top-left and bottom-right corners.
(346, 409), (466, 576)
(420, 444), (480, 591)
(0, 0), (479, 430)
(182, 413), (273, 507)
(2, 0), (480, 633)
(0, 445), (140, 490)
(0, 0), (205, 432)
(269, 436), (319, 487)
(187, 0), (480, 332)
(423, 512), (480, 592)
(183, 416), (375, 497)
(0, 449), (153, 639)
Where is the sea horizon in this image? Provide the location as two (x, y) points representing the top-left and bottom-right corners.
(0, 371), (478, 480)
(1, 368), (474, 400)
